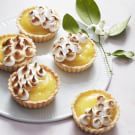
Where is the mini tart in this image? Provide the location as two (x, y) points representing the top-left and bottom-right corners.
(0, 34), (36, 72)
(52, 33), (96, 72)
(8, 63), (60, 109)
(72, 90), (120, 134)
(17, 6), (60, 43)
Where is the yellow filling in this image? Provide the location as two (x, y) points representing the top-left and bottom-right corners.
(62, 39), (95, 66)
(74, 90), (117, 120)
(19, 8), (50, 35)
(29, 72), (57, 101)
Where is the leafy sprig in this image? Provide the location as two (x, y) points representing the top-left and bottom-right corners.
(107, 50), (135, 59)
(63, 14), (80, 34)
(76, 0), (101, 25)
(109, 16), (131, 36)
(62, 0), (132, 74)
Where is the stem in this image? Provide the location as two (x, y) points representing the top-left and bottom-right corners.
(98, 35), (113, 75)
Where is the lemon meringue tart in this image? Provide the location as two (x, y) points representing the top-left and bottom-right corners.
(0, 34), (36, 72)
(52, 32), (96, 72)
(17, 6), (60, 43)
(8, 62), (59, 109)
(72, 90), (120, 134)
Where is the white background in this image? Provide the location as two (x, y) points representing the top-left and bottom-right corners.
(0, 0), (135, 134)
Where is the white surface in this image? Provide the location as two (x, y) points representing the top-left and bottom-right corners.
(0, 17), (111, 122)
(0, 0), (135, 134)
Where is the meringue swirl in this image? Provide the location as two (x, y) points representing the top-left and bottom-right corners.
(52, 32), (88, 62)
(2, 36), (36, 67)
(29, 6), (60, 32)
(10, 63), (46, 101)
(79, 95), (116, 129)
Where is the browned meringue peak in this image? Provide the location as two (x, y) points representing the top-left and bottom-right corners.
(24, 80), (32, 89)
(13, 81), (29, 100)
(10, 63), (47, 101)
(13, 50), (25, 62)
(3, 46), (13, 56)
(85, 108), (93, 116)
(96, 103), (105, 111)
(102, 116), (112, 126)
(25, 46), (35, 57)
(29, 69), (33, 76)
(34, 62), (38, 68)
(79, 114), (91, 126)
(30, 75), (39, 86)
(3, 56), (15, 67)
(92, 117), (102, 129)
(15, 42), (24, 50)
(2, 38), (14, 47)
(97, 95), (105, 103)
(107, 100), (115, 108)
(31, 16), (40, 24)
(79, 95), (116, 129)
(69, 34), (79, 43)
(36, 66), (46, 77)
(13, 82), (22, 95)
(104, 108), (112, 116)
(11, 75), (19, 85)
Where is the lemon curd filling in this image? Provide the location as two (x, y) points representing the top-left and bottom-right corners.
(62, 39), (95, 66)
(29, 72), (57, 101)
(74, 90), (117, 120)
(19, 8), (50, 35)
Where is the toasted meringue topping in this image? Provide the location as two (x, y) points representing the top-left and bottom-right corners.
(14, 50), (25, 62)
(79, 95), (116, 129)
(3, 46), (14, 56)
(92, 117), (102, 129)
(106, 100), (115, 108)
(79, 114), (91, 126)
(102, 116), (112, 126)
(25, 46), (36, 57)
(85, 108), (93, 116)
(97, 103), (104, 111)
(29, 6), (60, 32)
(3, 56), (15, 67)
(104, 108), (112, 116)
(2, 39), (15, 47)
(97, 95), (105, 103)
(15, 42), (24, 50)
(11, 63), (47, 101)
(36, 67), (46, 77)
(52, 32), (88, 62)
(30, 75), (39, 86)
(20, 89), (30, 101)
(2, 36), (36, 67)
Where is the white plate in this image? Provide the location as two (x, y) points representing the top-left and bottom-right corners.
(0, 18), (112, 123)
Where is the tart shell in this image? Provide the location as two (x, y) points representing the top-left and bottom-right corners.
(17, 7), (60, 43)
(0, 34), (36, 72)
(8, 65), (60, 109)
(55, 57), (95, 73)
(71, 90), (120, 134)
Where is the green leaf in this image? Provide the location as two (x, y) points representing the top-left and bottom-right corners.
(76, 0), (101, 25)
(112, 50), (134, 59)
(109, 16), (131, 36)
(62, 14), (80, 34)
(81, 29), (89, 36)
